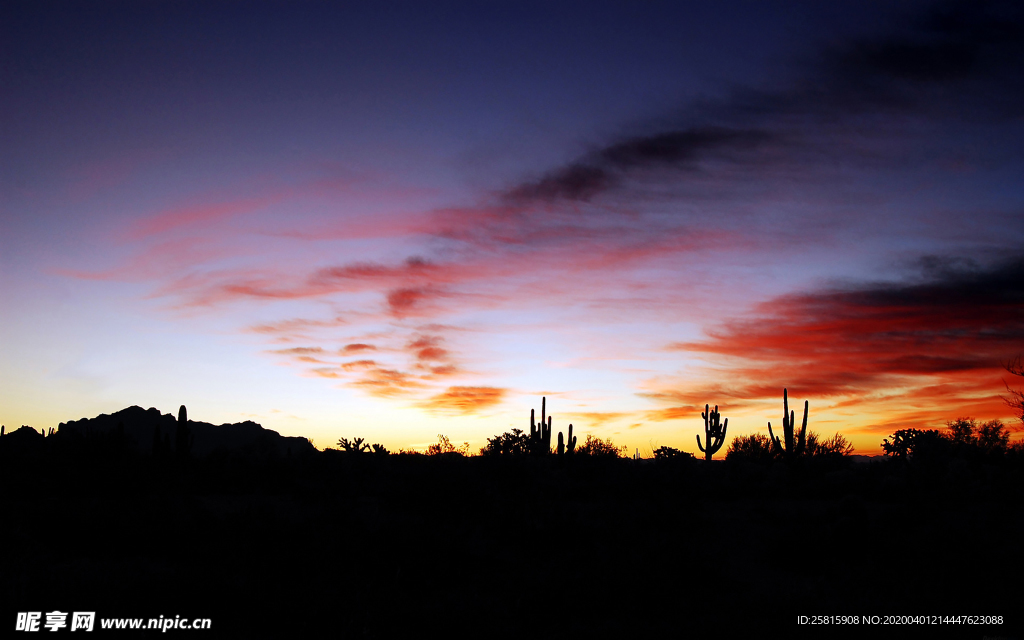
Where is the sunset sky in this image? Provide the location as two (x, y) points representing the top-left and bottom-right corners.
(3, 0), (1023, 455)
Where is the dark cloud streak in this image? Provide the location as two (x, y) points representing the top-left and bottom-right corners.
(500, 1), (1024, 209)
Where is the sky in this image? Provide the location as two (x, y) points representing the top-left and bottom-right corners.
(3, 0), (1024, 455)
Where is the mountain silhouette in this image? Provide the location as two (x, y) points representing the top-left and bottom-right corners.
(54, 405), (315, 458)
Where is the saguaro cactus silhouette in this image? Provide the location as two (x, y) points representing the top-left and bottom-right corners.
(175, 404), (193, 459)
(557, 423), (577, 457)
(530, 397), (553, 455)
(697, 404), (728, 461)
(768, 388), (807, 461)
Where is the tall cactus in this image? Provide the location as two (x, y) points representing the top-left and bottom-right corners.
(175, 404), (193, 459)
(697, 404), (728, 461)
(557, 423), (577, 457)
(530, 396), (553, 455)
(768, 388), (807, 461)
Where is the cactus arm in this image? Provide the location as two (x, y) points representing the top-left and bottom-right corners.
(796, 400), (808, 455)
(557, 432), (565, 456)
(782, 389), (793, 453)
(768, 422), (783, 453)
(700, 404), (729, 459)
(711, 417), (729, 454)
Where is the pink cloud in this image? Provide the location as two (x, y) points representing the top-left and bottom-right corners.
(126, 195), (285, 241)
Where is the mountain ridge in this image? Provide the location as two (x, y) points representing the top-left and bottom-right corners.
(48, 405), (316, 458)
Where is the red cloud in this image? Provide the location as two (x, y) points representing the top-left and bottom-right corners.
(341, 343), (377, 353)
(418, 386), (506, 415)
(407, 335), (447, 361)
(661, 257), (1024, 434)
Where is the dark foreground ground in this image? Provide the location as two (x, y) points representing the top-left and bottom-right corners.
(2, 443), (1022, 638)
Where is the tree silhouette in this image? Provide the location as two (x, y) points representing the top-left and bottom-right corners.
(1002, 355), (1024, 429)
(880, 418), (1012, 462)
(944, 417), (1010, 454)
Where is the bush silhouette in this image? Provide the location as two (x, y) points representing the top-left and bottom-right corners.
(426, 434), (469, 456)
(881, 428), (948, 461)
(653, 445), (692, 460)
(480, 428), (531, 456)
(878, 420), (1010, 462)
(576, 434), (625, 458)
(726, 433), (776, 463)
(806, 432), (854, 458)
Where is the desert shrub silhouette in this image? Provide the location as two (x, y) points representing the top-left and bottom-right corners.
(576, 434), (625, 458)
(883, 419), (1011, 463)
(726, 433), (776, 463)
(653, 445), (693, 460)
(480, 428), (531, 456)
(425, 434), (469, 456)
(806, 432), (855, 459)
(881, 428), (948, 461)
